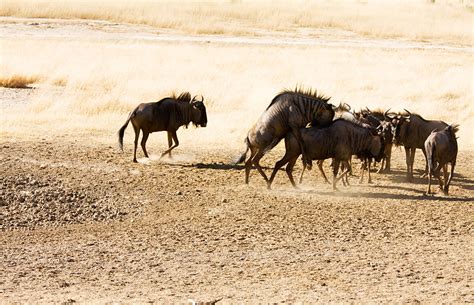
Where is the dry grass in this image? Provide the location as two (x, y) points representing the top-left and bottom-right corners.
(0, 75), (40, 88)
(1, 0), (472, 45)
(1, 37), (472, 149)
(0, 1), (472, 149)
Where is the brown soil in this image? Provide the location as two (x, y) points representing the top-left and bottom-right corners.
(1, 138), (473, 303)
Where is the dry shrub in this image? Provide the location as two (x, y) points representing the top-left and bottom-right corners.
(0, 75), (40, 88)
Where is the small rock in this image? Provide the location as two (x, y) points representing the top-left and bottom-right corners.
(222, 198), (228, 203)
(40, 164), (47, 169)
(176, 191), (183, 195)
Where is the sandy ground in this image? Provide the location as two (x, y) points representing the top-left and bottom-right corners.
(1, 17), (473, 303)
(1, 136), (473, 303)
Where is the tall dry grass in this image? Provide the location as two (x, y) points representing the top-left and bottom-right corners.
(1, 37), (472, 149)
(1, 0), (473, 45)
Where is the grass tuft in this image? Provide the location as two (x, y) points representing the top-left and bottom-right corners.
(0, 75), (40, 88)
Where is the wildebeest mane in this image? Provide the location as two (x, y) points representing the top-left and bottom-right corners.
(267, 86), (331, 110)
(171, 92), (192, 103)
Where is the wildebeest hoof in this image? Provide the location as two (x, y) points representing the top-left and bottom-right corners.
(133, 159), (138, 163)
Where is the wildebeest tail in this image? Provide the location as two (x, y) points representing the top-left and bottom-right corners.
(118, 109), (136, 151)
(234, 137), (250, 164)
(426, 144), (435, 174)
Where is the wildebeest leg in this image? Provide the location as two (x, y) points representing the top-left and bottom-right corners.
(140, 131), (150, 158)
(337, 160), (351, 188)
(332, 160), (341, 191)
(167, 132), (173, 159)
(444, 161), (455, 195)
(420, 147), (428, 178)
(286, 156), (299, 188)
(359, 159), (366, 184)
(160, 131), (179, 158)
(377, 158), (385, 173)
(298, 162), (307, 185)
(427, 163), (432, 195)
(367, 159), (373, 184)
(442, 164), (448, 188)
(253, 150), (269, 183)
(410, 148), (417, 180)
(317, 160), (330, 184)
(341, 162), (347, 186)
(132, 124), (140, 163)
(244, 148), (257, 184)
(268, 153), (293, 189)
(291, 127), (310, 167)
(385, 144), (392, 172)
(433, 163), (443, 191)
(405, 147), (415, 181)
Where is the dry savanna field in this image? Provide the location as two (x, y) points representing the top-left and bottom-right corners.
(1, 0), (473, 303)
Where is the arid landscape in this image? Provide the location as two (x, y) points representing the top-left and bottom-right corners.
(1, 0), (473, 303)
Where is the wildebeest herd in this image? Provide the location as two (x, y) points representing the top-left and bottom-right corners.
(118, 88), (459, 195)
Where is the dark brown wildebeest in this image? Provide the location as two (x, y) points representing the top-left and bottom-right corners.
(118, 92), (207, 162)
(236, 88), (335, 184)
(387, 109), (457, 181)
(267, 119), (383, 190)
(425, 125), (458, 195)
(375, 119), (394, 173)
(355, 108), (395, 173)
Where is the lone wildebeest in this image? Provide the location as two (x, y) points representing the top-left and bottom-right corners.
(118, 92), (207, 162)
(236, 88), (335, 184)
(387, 109), (457, 181)
(267, 119), (383, 190)
(425, 125), (458, 195)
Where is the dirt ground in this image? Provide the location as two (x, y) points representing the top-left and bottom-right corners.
(1, 135), (473, 303)
(1, 16), (473, 304)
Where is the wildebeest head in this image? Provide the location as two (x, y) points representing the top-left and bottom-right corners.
(376, 120), (393, 144)
(385, 108), (410, 145)
(190, 95), (208, 127)
(311, 102), (335, 127)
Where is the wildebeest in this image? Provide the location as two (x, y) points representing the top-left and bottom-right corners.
(118, 92), (207, 162)
(356, 108), (395, 172)
(267, 119), (383, 190)
(236, 88), (335, 184)
(387, 109), (457, 181)
(425, 125), (458, 195)
(375, 119), (394, 173)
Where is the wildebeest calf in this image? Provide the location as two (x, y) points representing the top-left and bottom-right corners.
(424, 125), (458, 195)
(267, 119), (383, 190)
(118, 92), (207, 162)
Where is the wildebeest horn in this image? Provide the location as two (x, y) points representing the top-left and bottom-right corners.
(403, 108), (411, 118)
(344, 103), (351, 111)
(192, 95), (204, 102)
(384, 108), (396, 120)
(366, 106), (371, 113)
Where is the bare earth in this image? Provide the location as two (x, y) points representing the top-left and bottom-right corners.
(1, 17), (473, 303)
(1, 137), (473, 303)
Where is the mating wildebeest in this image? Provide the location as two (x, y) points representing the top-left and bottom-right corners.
(425, 125), (458, 195)
(387, 109), (457, 181)
(267, 119), (383, 190)
(118, 92), (207, 162)
(236, 88), (335, 184)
